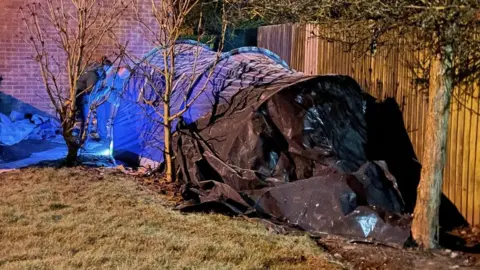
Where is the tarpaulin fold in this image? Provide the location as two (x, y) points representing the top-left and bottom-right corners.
(174, 75), (412, 247)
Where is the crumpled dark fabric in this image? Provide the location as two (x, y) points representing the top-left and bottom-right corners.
(174, 75), (412, 247)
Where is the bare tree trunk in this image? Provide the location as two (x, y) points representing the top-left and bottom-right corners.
(164, 101), (174, 182)
(163, 39), (175, 183)
(412, 45), (453, 248)
(66, 142), (80, 167)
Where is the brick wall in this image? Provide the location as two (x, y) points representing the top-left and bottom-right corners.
(0, 0), (156, 116)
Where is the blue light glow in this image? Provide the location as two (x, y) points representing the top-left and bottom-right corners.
(98, 141), (113, 156)
(100, 149), (111, 156)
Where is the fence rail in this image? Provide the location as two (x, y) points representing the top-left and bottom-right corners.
(258, 24), (480, 226)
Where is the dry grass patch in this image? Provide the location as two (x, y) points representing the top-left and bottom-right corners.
(0, 167), (342, 270)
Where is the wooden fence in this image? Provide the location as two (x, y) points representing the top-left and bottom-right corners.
(258, 24), (480, 226)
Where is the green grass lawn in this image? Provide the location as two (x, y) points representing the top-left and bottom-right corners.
(0, 167), (343, 270)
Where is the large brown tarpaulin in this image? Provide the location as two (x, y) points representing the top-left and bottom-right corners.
(174, 75), (413, 247)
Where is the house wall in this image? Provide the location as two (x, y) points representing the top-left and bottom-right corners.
(0, 0), (155, 116)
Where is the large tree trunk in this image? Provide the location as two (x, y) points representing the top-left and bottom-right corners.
(65, 142), (80, 167)
(412, 47), (453, 248)
(63, 115), (81, 167)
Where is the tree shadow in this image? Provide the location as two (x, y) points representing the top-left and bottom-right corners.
(364, 97), (471, 249)
(0, 139), (64, 164)
(0, 91), (52, 118)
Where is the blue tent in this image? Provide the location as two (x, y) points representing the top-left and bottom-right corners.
(92, 40), (307, 167)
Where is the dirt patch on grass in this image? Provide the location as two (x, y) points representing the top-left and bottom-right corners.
(0, 167), (342, 270)
(315, 236), (479, 270)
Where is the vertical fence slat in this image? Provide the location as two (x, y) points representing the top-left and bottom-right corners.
(474, 95), (480, 225)
(467, 89), (478, 224)
(457, 90), (466, 214)
(451, 87), (460, 205)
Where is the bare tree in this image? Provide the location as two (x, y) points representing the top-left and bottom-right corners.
(122, 0), (228, 182)
(234, 0), (480, 248)
(20, 0), (130, 165)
